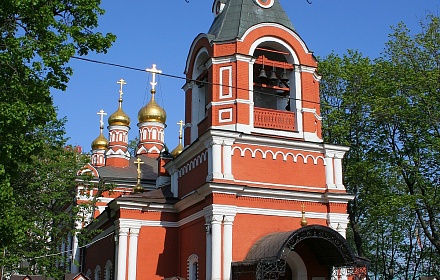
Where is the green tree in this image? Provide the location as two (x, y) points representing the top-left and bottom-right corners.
(319, 14), (440, 278)
(2, 119), (90, 279)
(0, 0), (115, 276)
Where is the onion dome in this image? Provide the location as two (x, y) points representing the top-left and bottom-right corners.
(109, 78), (131, 126)
(91, 133), (109, 150)
(108, 107), (131, 126)
(170, 142), (184, 158)
(138, 89), (167, 124)
(170, 120), (184, 157)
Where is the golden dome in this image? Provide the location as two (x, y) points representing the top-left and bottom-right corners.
(138, 90), (167, 123)
(91, 133), (108, 150)
(170, 142), (184, 158)
(108, 107), (130, 126)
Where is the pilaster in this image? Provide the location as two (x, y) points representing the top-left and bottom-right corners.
(127, 227), (140, 280)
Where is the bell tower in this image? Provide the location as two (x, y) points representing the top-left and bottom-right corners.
(169, 1), (353, 279)
(183, 0), (322, 146)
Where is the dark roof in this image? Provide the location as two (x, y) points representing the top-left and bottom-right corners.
(243, 225), (362, 267)
(96, 154), (158, 182)
(116, 185), (178, 205)
(208, 0), (294, 42)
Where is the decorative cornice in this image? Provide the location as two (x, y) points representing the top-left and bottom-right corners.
(231, 146), (325, 165)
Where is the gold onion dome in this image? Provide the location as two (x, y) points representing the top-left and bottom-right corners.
(108, 107), (130, 126)
(91, 133), (108, 150)
(171, 142), (184, 158)
(138, 90), (167, 123)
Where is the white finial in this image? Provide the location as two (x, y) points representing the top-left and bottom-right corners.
(117, 78), (127, 100)
(146, 64), (162, 91)
(177, 120), (185, 144)
(97, 109), (107, 131)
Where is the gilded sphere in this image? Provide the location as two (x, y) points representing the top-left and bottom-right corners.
(91, 133), (109, 150)
(138, 98), (167, 124)
(108, 108), (131, 126)
(170, 143), (184, 158)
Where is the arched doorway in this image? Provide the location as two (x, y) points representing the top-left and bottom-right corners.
(231, 225), (369, 280)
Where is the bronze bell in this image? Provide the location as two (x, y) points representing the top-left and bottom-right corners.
(257, 68), (268, 83)
(269, 69), (278, 85)
(280, 70), (289, 82)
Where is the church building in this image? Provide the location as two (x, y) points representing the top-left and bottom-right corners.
(69, 0), (368, 279)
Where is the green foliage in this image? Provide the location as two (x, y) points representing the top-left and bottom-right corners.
(319, 14), (440, 278)
(0, 0), (115, 277)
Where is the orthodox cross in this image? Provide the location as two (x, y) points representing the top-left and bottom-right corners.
(134, 157), (144, 182)
(97, 109), (107, 132)
(117, 78), (127, 99)
(177, 120), (185, 142)
(146, 64), (162, 91)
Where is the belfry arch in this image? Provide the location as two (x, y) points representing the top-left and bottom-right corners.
(249, 37), (299, 113)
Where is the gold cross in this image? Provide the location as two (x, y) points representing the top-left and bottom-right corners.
(117, 78), (127, 99)
(97, 109), (107, 130)
(146, 64), (162, 91)
(177, 120), (185, 139)
(134, 157), (144, 180)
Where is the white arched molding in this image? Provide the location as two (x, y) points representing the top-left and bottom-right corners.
(187, 254), (199, 280)
(94, 265), (101, 280)
(247, 36), (304, 138)
(190, 47), (210, 144)
(285, 251), (307, 280)
(104, 260), (112, 280)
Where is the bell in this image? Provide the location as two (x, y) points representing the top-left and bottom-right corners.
(280, 70), (289, 82)
(269, 70), (278, 85)
(285, 98), (291, 111)
(257, 68), (268, 83)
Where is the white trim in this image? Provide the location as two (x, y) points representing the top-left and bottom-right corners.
(219, 66), (233, 99)
(231, 146), (325, 165)
(209, 99), (253, 107)
(184, 34), (210, 75)
(301, 107), (323, 121)
(241, 23), (312, 55)
(219, 108), (233, 123)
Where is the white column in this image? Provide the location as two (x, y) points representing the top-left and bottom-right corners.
(117, 227), (129, 280)
(324, 152), (335, 189)
(71, 234), (80, 273)
(222, 140), (234, 180)
(334, 153), (344, 188)
(206, 144), (213, 181)
(127, 228), (140, 280)
(223, 215), (235, 280)
(205, 216), (212, 280)
(168, 165), (178, 197)
(212, 140), (222, 179)
(211, 214), (223, 280)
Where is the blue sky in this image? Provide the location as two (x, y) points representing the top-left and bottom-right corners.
(52, 0), (439, 153)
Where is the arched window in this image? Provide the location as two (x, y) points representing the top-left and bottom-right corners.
(191, 48), (210, 142)
(105, 260), (113, 280)
(94, 265), (101, 280)
(187, 254), (199, 280)
(252, 43), (294, 111)
(86, 269), (92, 279)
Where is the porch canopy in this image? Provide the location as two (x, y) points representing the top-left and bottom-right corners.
(232, 225), (369, 280)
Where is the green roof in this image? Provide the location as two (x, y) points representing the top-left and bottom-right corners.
(208, 0), (295, 42)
